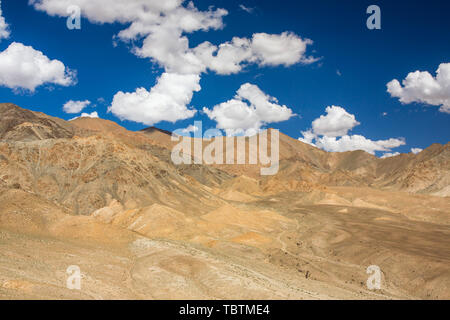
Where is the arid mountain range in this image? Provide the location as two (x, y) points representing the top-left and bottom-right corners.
(0, 103), (449, 299)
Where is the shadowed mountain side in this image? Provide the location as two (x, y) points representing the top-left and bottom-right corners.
(140, 126), (172, 136)
(0, 103), (76, 141)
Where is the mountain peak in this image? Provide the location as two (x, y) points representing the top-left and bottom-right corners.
(0, 103), (74, 141)
(140, 126), (172, 136)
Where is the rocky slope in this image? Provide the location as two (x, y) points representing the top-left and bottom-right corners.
(0, 103), (449, 300)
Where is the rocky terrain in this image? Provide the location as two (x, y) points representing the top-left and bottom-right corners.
(0, 103), (449, 299)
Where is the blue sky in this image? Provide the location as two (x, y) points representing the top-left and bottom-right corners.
(0, 0), (448, 157)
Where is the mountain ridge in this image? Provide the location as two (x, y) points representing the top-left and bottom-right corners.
(0, 102), (448, 199)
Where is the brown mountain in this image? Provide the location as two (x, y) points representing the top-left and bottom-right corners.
(0, 103), (449, 300)
(0, 103), (75, 141)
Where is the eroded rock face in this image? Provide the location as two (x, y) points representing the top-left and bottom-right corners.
(0, 137), (231, 215)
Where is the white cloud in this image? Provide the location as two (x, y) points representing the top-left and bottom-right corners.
(69, 111), (99, 121)
(194, 37), (253, 75)
(251, 32), (318, 66)
(298, 129), (316, 146)
(0, 42), (75, 92)
(311, 106), (360, 137)
(380, 152), (400, 159)
(31, 1), (317, 126)
(63, 100), (91, 114)
(108, 72), (198, 126)
(411, 147), (423, 154)
(239, 4), (254, 14)
(0, 0), (10, 41)
(387, 63), (450, 114)
(129, 4), (228, 75)
(299, 106), (405, 155)
(31, 0), (227, 75)
(81, 111), (98, 118)
(196, 32), (318, 75)
(30, 0), (182, 23)
(204, 83), (294, 135)
(182, 124), (199, 133)
(314, 135), (405, 154)
(33, 1), (316, 74)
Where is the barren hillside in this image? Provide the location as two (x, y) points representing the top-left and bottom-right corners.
(0, 103), (449, 299)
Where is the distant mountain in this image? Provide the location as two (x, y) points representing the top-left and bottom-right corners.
(0, 103), (448, 215)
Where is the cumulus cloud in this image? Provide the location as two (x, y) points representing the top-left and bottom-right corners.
(80, 111), (99, 118)
(31, 1), (317, 125)
(69, 111), (99, 121)
(108, 72), (198, 126)
(298, 129), (316, 146)
(31, 0), (227, 76)
(182, 124), (199, 133)
(30, 0), (181, 23)
(63, 100), (91, 114)
(314, 136), (405, 154)
(311, 106), (360, 137)
(204, 83), (294, 135)
(32, 1), (316, 74)
(380, 152), (400, 159)
(251, 32), (318, 66)
(299, 106), (405, 155)
(0, 42), (75, 92)
(387, 63), (450, 114)
(411, 148), (423, 154)
(194, 37), (253, 75)
(0, 0), (10, 41)
(195, 32), (318, 75)
(129, 5), (228, 75)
